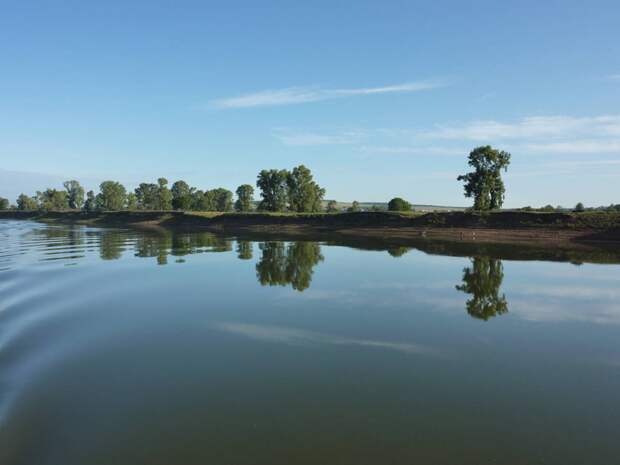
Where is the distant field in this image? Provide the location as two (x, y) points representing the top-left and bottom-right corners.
(321, 201), (467, 212)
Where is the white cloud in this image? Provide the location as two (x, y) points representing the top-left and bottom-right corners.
(519, 140), (620, 154)
(212, 80), (446, 109)
(605, 74), (620, 82)
(423, 115), (620, 141)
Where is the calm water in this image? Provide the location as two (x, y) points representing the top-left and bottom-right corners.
(1, 220), (619, 465)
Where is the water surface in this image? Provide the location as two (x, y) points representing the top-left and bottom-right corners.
(1, 220), (619, 465)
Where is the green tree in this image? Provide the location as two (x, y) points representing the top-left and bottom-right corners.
(256, 169), (289, 211)
(456, 257), (508, 320)
(83, 190), (97, 212)
(171, 180), (194, 210)
(574, 202), (585, 212)
(235, 184), (254, 212)
(17, 194), (39, 210)
(0, 197), (9, 210)
(347, 201), (360, 212)
(211, 188), (233, 211)
(63, 180), (85, 209)
(457, 146), (511, 210)
(157, 178), (172, 210)
(96, 181), (127, 211)
(36, 189), (69, 211)
(135, 183), (159, 210)
(388, 197), (412, 211)
(326, 200), (338, 212)
(125, 192), (138, 210)
(286, 165), (325, 212)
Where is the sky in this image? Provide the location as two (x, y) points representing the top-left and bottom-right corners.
(1, 0), (619, 207)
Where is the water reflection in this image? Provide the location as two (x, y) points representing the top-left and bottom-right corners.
(455, 257), (508, 320)
(255, 241), (324, 291)
(236, 241), (253, 260)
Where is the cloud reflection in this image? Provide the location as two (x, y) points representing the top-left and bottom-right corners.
(211, 322), (440, 356)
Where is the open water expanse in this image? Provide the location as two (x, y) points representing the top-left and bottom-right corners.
(1, 220), (619, 465)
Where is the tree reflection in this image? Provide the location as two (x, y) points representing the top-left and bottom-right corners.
(99, 230), (125, 260)
(236, 241), (253, 260)
(456, 256), (508, 320)
(132, 231), (232, 264)
(256, 241), (323, 291)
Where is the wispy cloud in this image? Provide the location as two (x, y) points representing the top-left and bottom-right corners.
(359, 145), (463, 156)
(519, 140), (620, 154)
(422, 115), (620, 141)
(273, 129), (364, 146)
(212, 80), (447, 109)
(604, 74), (620, 82)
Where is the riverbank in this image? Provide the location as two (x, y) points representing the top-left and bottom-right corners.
(2, 210), (619, 245)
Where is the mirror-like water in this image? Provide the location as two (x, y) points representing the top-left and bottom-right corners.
(1, 220), (619, 465)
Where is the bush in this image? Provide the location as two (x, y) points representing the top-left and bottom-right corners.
(388, 197), (412, 211)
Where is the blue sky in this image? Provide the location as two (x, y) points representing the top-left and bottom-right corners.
(1, 0), (619, 207)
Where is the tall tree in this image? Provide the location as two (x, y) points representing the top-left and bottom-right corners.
(211, 188), (233, 212)
(36, 189), (69, 211)
(83, 190), (97, 212)
(17, 193), (38, 210)
(135, 183), (159, 210)
(157, 178), (172, 210)
(96, 181), (127, 211)
(326, 200), (338, 212)
(286, 165), (325, 212)
(256, 169), (289, 211)
(125, 192), (138, 210)
(0, 197), (9, 210)
(63, 180), (85, 209)
(457, 146), (511, 210)
(235, 184), (254, 212)
(171, 180), (194, 210)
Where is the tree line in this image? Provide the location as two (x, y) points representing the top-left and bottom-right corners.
(5, 164), (330, 213)
(2, 147), (617, 213)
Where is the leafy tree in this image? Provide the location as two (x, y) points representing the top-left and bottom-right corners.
(0, 197), (9, 210)
(135, 183), (159, 210)
(235, 184), (254, 212)
(456, 257), (508, 320)
(171, 180), (194, 210)
(540, 204), (555, 212)
(157, 178), (173, 210)
(83, 190), (97, 212)
(63, 180), (85, 209)
(17, 194), (39, 210)
(286, 165), (325, 212)
(256, 169), (289, 211)
(574, 202), (585, 212)
(326, 200), (338, 212)
(191, 189), (208, 211)
(96, 181), (127, 211)
(388, 197), (412, 211)
(211, 188), (233, 211)
(125, 192), (138, 210)
(347, 201), (360, 212)
(457, 146), (511, 210)
(36, 188), (69, 211)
